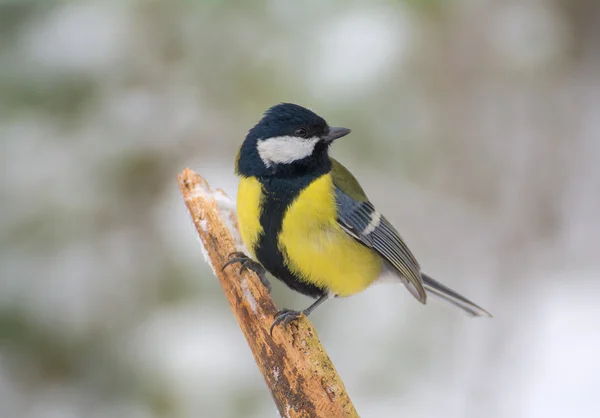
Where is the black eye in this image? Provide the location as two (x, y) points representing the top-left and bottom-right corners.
(294, 127), (308, 138)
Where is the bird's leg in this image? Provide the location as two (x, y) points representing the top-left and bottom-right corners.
(222, 252), (271, 293)
(270, 293), (330, 336)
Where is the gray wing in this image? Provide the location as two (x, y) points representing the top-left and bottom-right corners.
(335, 187), (427, 303)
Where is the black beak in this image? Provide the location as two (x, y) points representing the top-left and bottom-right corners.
(323, 127), (351, 143)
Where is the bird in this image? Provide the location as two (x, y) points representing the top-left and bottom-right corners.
(223, 103), (491, 334)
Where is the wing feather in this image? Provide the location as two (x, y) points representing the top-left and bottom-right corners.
(334, 187), (427, 303)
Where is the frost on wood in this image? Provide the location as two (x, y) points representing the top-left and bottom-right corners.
(241, 278), (259, 315)
(195, 233), (216, 275)
(178, 168), (358, 418)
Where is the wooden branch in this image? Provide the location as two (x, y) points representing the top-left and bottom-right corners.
(178, 169), (358, 418)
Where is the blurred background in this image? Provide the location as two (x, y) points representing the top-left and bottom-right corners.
(2, 0), (600, 417)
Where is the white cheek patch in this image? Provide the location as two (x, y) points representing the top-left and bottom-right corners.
(257, 136), (320, 166)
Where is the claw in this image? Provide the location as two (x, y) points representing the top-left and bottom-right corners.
(238, 259), (256, 275)
(221, 252), (246, 271)
(222, 257), (246, 271)
(269, 309), (303, 336)
(239, 260), (271, 293)
(221, 252), (272, 293)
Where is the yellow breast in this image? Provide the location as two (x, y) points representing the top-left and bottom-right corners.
(237, 176), (263, 258)
(279, 174), (382, 297)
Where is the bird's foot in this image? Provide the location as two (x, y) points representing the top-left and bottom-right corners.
(222, 252), (271, 293)
(270, 309), (303, 336)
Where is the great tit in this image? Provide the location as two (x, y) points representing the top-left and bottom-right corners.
(224, 103), (491, 334)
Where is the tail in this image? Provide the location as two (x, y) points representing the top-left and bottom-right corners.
(421, 273), (492, 318)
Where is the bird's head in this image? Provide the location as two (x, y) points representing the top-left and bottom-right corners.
(236, 103), (350, 177)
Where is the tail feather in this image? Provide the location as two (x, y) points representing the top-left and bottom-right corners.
(421, 273), (492, 318)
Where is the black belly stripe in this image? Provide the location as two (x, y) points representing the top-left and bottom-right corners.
(254, 174), (326, 299)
